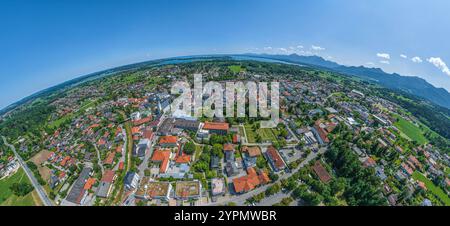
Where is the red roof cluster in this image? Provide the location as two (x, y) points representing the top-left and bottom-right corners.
(133, 116), (152, 126)
(233, 167), (270, 193)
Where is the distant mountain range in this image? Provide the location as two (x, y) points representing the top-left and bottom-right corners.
(244, 53), (450, 109)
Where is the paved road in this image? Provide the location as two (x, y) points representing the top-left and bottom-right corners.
(2, 136), (54, 206)
(206, 146), (327, 206)
(93, 144), (104, 174)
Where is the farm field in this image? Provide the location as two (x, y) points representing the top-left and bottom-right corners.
(412, 171), (450, 206)
(393, 116), (428, 144)
(0, 168), (40, 206)
(30, 150), (52, 181)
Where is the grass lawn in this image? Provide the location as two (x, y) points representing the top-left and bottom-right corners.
(0, 168), (39, 206)
(393, 116), (428, 144)
(194, 144), (203, 161)
(244, 124), (257, 143)
(259, 128), (278, 142)
(445, 167), (450, 175)
(412, 171), (450, 206)
(228, 65), (244, 73)
(244, 124), (278, 143)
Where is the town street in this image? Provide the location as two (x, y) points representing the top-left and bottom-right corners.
(2, 136), (54, 206)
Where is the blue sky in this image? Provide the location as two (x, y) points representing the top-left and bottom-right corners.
(1, 0), (450, 109)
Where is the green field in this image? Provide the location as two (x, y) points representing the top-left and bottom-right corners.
(244, 124), (278, 143)
(394, 116), (428, 144)
(412, 171), (450, 206)
(194, 144), (203, 161)
(228, 65), (244, 73)
(0, 168), (38, 206)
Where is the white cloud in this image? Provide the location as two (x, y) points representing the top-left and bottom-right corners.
(427, 57), (450, 77)
(376, 53), (391, 60)
(411, 56), (423, 63)
(365, 62), (375, 67)
(379, 60), (390, 64)
(311, 45), (325, 51)
(277, 47), (288, 53)
(296, 45), (304, 49)
(263, 46), (272, 51)
(400, 54), (407, 59)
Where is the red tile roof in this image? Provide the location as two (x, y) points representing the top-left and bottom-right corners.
(401, 162), (414, 175)
(116, 145), (122, 153)
(223, 143), (234, 152)
(203, 122), (229, 131)
(363, 157), (376, 168)
(131, 127), (141, 135)
(97, 138), (106, 146)
(159, 136), (177, 144)
(104, 152), (115, 165)
(84, 178), (96, 190)
(115, 127), (122, 136)
(266, 146), (285, 170)
(143, 129), (154, 140)
(89, 124), (100, 129)
(258, 171), (270, 184)
(233, 134), (239, 144)
(315, 126), (330, 143)
(47, 152), (55, 160)
(118, 162), (124, 170)
(242, 146), (261, 157)
(175, 155), (191, 164)
(101, 170), (116, 183)
(133, 116), (152, 126)
(232, 167), (267, 193)
(151, 149), (171, 173)
(60, 156), (71, 167)
(417, 181), (427, 190)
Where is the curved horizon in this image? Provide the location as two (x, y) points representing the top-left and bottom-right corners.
(3, 52), (450, 113)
